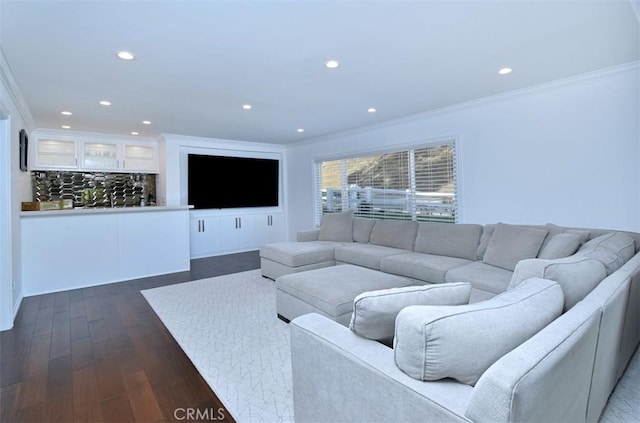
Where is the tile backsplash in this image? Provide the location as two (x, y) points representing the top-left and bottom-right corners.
(32, 171), (156, 208)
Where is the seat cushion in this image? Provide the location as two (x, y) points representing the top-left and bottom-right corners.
(394, 278), (564, 385)
(445, 261), (514, 295)
(260, 241), (342, 267)
(335, 243), (408, 270)
(381, 252), (473, 284)
(276, 265), (412, 319)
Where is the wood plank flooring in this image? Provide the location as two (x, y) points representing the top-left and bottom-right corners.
(1, 251), (261, 423)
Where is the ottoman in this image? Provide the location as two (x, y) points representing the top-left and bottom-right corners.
(260, 241), (344, 280)
(276, 264), (414, 326)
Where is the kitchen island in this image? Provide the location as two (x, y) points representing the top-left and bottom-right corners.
(21, 205), (192, 296)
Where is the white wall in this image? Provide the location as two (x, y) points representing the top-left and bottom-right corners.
(286, 63), (640, 238)
(0, 48), (36, 330)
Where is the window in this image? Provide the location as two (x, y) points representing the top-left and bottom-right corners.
(314, 141), (457, 225)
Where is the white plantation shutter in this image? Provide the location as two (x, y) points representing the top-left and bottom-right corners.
(314, 141), (457, 225)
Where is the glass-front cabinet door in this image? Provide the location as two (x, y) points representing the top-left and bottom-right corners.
(82, 142), (119, 170)
(123, 144), (158, 173)
(33, 139), (78, 169)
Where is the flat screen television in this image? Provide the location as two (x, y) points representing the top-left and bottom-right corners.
(188, 154), (279, 209)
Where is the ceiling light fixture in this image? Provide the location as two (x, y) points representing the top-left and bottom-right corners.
(142, 120), (151, 125)
(99, 100), (111, 106)
(242, 104), (252, 110)
(61, 125), (71, 129)
(116, 51), (136, 61)
(61, 111), (73, 116)
(131, 131), (139, 135)
(297, 128), (305, 133)
(325, 60), (340, 69)
(498, 67), (513, 75)
(367, 107), (377, 113)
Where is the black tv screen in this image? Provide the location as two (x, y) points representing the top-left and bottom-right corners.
(188, 154), (279, 209)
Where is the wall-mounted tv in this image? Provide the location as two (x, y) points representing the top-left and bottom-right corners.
(188, 154), (279, 209)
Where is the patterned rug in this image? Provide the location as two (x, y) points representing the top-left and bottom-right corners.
(141, 270), (293, 423)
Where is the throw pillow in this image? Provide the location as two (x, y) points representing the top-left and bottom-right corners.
(318, 210), (354, 242)
(482, 223), (549, 271)
(349, 283), (472, 345)
(538, 232), (589, 260)
(394, 278), (564, 386)
(510, 256), (607, 310)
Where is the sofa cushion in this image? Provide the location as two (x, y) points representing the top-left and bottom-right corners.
(353, 218), (376, 243)
(260, 241), (340, 267)
(482, 223), (548, 271)
(349, 283), (471, 344)
(381, 252), (473, 284)
(445, 261), (514, 295)
(318, 210), (354, 242)
(335, 243), (408, 270)
(369, 220), (418, 250)
(394, 278), (564, 386)
(476, 224), (497, 260)
(509, 256), (607, 311)
(538, 232), (589, 260)
(414, 222), (483, 261)
(575, 232), (635, 274)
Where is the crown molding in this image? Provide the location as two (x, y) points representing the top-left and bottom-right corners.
(295, 61), (640, 148)
(0, 46), (37, 131)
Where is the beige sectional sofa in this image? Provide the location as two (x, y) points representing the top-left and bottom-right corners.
(259, 211), (640, 422)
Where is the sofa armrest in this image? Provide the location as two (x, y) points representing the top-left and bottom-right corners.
(290, 313), (472, 423)
(297, 229), (320, 241)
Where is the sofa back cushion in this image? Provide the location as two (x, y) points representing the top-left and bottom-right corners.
(353, 217), (376, 243)
(414, 222), (483, 260)
(482, 223), (549, 271)
(369, 220), (418, 250)
(509, 256), (607, 311)
(318, 210), (353, 242)
(575, 232), (635, 275)
(476, 224), (497, 260)
(349, 282), (471, 345)
(394, 278), (564, 386)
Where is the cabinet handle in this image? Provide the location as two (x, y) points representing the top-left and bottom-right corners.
(239, 217), (242, 229)
(198, 220), (201, 232)
(122, 160), (125, 168)
(202, 220), (205, 231)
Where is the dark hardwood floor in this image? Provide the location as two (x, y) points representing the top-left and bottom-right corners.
(1, 250), (261, 423)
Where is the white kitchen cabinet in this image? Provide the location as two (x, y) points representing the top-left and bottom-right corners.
(33, 138), (79, 169)
(31, 131), (159, 173)
(189, 210), (285, 258)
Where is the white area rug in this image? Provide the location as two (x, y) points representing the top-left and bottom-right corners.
(141, 270), (293, 423)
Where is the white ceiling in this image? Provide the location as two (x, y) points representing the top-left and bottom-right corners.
(1, 0), (638, 144)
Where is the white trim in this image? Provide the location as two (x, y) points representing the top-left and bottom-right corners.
(0, 47), (36, 131)
(0, 115), (14, 330)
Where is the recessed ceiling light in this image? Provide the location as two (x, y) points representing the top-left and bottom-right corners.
(142, 120), (151, 125)
(99, 100), (111, 106)
(61, 125), (71, 129)
(61, 111), (73, 116)
(498, 67), (513, 75)
(116, 51), (135, 61)
(242, 104), (252, 110)
(367, 107), (377, 113)
(297, 128), (305, 133)
(131, 131), (139, 135)
(325, 60), (340, 69)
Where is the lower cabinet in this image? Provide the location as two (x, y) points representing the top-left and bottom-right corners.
(189, 210), (285, 258)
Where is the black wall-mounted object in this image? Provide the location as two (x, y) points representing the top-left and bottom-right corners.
(188, 154), (279, 209)
(19, 129), (28, 171)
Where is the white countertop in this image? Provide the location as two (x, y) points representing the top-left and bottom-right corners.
(21, 205), (193, 218)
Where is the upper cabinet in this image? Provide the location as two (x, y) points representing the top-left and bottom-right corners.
(31, 131), (159, 173)
(34, 139), (79, 169)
